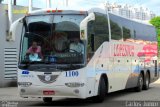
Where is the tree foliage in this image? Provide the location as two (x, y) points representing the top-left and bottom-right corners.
(150, 16), (160, 58)
(150, 16), (160, 30)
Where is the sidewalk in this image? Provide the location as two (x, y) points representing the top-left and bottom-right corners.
(153, 78), (160, 84)
(0, 87), (42, 101)
(0, 87), (61, 101)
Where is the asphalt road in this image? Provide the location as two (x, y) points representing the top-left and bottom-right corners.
(0, 79), (160, 107)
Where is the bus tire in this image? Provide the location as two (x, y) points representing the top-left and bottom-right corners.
(135, 73), (143, 92)
(143, 72), (150, 90)
(92, 77), (106, 103)
(43, 97), (52, 103)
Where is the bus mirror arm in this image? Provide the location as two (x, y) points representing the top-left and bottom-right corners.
(91, 34), (94, 52)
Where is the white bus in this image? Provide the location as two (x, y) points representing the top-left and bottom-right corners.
(10, 8), (159, 103)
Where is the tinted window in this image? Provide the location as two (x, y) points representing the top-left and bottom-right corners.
(87, 12), (109, 62)
(109, 13), (156, 41)
(94, 12), (109, 50)
(123, 26), (132, 40)
(110, 19), (122, 40)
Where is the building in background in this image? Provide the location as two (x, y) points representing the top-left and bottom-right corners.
(0, 4), (38, 87)
(106, 2), (156, 21)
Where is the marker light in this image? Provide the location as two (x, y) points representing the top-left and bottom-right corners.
(47, 10), (63, 13)
(80, 11), (85, 14)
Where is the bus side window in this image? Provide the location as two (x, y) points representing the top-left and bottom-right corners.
(87, 21), (95, 62)
(94, 12), (109, 50)
(87, 12), (109, 63)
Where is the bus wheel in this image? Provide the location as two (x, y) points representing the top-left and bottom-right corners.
(92, 77), (106, 103)
(135, 73), (143, 92)
(143, 72), (150, 90)
(43, 97), (52, 103)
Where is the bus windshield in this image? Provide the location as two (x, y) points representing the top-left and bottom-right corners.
(20, 14), (86, 66)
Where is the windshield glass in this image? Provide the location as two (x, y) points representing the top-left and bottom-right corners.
(20, 14), (86, 65)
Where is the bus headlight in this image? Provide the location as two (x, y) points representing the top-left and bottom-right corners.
(18, 82), (32, 87)
(65, 82), (84, 87)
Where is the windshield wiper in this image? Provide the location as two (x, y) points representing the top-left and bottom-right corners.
(20, 60), (45, 69)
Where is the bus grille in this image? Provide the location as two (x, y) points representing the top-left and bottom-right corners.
(37, 75), (58, 84)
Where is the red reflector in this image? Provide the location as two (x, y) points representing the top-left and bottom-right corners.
(47, 10), (62, 13)
(43, 90), (55, 95)
(52, 10), (56, 12)
(57, 10), (62, 12)
(47, 10), (51, 13)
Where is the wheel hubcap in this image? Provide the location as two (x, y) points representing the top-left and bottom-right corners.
(146, 78), (149, 86)
(139, 76), (143, 88)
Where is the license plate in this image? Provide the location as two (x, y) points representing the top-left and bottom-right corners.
(43, 90), (55, 95)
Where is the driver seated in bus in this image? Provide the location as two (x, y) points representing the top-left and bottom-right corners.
(26, 41), (43, 61)
(69, 38), (84, 54)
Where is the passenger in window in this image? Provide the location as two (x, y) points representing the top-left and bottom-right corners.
(54, 32), (68, 52)
(69, 38), (84, 54)
(26, 41), (43, 61)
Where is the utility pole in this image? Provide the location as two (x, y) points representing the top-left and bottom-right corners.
(46, 0), (51, 8)
(105, 1), (111, 42)
(8, 0), (13, 26)
(104, 1), (112, 57)
(66, 0), (68, 6)
(28, 0), (32, 13)
(13, 0), (16, 5)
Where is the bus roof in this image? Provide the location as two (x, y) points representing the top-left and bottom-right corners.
(27, 7), (108, 16)
(27, 8), (87, 16)
(109, 12), (153, 26)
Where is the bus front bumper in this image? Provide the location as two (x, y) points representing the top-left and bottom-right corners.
(18, 85), (86, 99)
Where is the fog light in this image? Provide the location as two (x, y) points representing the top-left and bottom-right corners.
(65, 82), (84, 87)
(18, 82), (32, 87)
(74, 89), (79, 94)
(21, 89), (26, 93)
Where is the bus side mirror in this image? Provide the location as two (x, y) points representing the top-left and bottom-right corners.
(91, 34), (94, 52)
(80, 13), (95, 40)
(8, 17), (24, 41)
